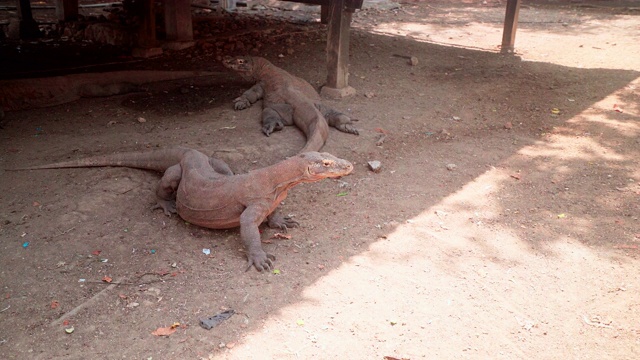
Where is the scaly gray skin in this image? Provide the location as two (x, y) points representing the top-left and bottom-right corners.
(222, 56), (359, 154)
(14, 147), (354, 271)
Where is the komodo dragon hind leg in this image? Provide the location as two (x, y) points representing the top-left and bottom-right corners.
(316, 103), (359, 135)
(233, 82), (265, 110)
(152, 163), (182, 216)
(208, 157), (234, 176)
(262, 103), (294, 137)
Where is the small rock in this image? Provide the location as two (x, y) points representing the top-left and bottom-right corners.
(446, 163), (457, 171)
(368, 161), (382, 173)
(364, 91), (375, 98)
(137, 117), (147, 123)
(504, 121), (513, 129)
(126, 302), (140, 308)
(409, 56), (419, 66)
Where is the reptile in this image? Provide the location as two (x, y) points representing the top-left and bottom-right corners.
(15, 147), (353, 271)
(0, 70), (217, 112)
(222, 56), (359, 153)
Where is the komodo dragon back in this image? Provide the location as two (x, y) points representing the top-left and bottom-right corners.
(9, 147), (193, 172)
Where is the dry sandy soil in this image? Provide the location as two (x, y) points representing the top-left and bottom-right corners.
(1, 1), (639, 359)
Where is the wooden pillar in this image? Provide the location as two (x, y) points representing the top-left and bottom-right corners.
(501, 0), (521, 53)
(138, 0), (156, 48)
(165, 0), (193, 41)
(320, 4), (329, 24)
(321, 0), (355, 98)
(132, 0), (163, 57)
(55, 0), (79, 21)
(16, 0), (41, 38)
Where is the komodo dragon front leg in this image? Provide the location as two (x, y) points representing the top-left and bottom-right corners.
(240, 204), (277, 271)
(233, 82), (265, 110)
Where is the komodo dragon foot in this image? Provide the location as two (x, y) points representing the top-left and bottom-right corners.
(152, 199), (177, 216)
(268, 213), (299, 231)
(246, 251), (276, 272)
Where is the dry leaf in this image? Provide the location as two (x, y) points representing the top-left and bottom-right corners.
(272, 233), (292, 240)
(50, 300), (59, 309)
(92, 250), (101, 256)
(151, 326), (176, 336)
(102, 276), (113, 283)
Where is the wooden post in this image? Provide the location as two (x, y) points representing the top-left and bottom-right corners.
(501, 0), (521, 54)
(165, 0), (193, 41)
(55, 0), (79, 21)
(16, 0), (41, 38)
(320, 4), (329, 24)
(321, 0), (356, 98)
(132, 0), (163, 57)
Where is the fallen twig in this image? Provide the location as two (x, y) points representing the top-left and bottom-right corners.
(0, 305), (10, 313)
(582, 315), (612, 328)
(53, 227), (75, 238)
(50, 277), (125, 327)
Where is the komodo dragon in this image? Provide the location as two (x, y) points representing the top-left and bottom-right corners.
(0, 70), (217, 112)
(15, 147), (353, 271)
(222, 56), (359, 153)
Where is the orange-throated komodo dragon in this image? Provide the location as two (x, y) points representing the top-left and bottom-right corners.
(13, 147), (353, 271)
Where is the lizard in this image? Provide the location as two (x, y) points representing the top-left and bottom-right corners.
(0, 70), (217, 113)
(222, 56), (359, 153)
(14, 147), (354, 271)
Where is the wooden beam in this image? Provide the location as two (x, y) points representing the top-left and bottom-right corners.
(55, 0), (78, 21)
(501, 0), (521, 53)
(325, 0), (351, 90)
(165, 0), (193, 41)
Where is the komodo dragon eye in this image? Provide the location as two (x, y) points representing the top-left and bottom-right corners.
(322, 160), (333, 167)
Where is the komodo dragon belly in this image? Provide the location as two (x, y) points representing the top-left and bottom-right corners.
(175, 199), (244, 229)
(174, 171), (245, 229)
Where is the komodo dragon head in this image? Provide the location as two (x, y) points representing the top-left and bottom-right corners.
(299, 152), (354, 181)
(222, 56), (265, 81)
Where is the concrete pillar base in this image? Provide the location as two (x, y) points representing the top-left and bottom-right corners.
(162, 41), (195, 51)
(132, 47), (163, 58)
(320, 86), (356, 99)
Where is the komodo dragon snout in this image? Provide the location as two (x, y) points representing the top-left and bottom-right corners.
(301, 152), (354, 180)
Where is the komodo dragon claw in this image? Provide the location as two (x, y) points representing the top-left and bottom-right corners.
(245, 252), (276, 272)
(152, 199), (177, 217)
(268, 214), (299, 232)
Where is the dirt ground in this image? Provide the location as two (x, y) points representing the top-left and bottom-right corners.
(1, 1), (639, 359)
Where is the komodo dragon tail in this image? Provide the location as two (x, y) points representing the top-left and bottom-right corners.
(9, 147), (193, 172)
(297, 111), (330, 154)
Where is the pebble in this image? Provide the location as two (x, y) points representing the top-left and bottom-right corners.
(410, 56), (419, 66)
(504, 121), (513, 129)
(368, 160), (382, 173)
(446, 163), (457, 171)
